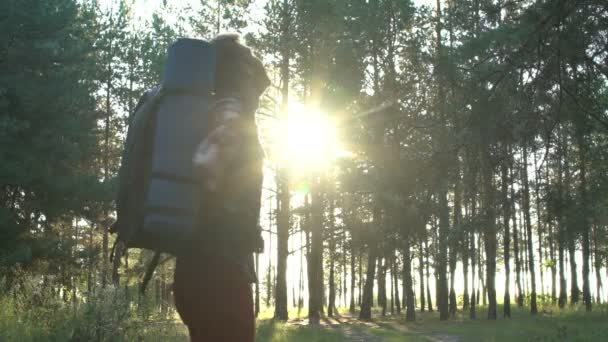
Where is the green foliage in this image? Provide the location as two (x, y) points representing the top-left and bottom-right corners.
(0, 0), (103, 269)
(0, 280), (187, 342)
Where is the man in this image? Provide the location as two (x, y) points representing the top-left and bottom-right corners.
(172, 34), (269, 342)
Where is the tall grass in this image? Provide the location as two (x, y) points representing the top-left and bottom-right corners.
(0, 278), (188, 342)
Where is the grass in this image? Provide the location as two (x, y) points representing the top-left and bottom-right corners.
(2, 288), (607, 342)
(255, 304), (608, 342)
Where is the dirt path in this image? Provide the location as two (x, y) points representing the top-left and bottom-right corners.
(323, 316), (386, 342)
(286, 315), (385, 341)
(286, 314), (460, 342)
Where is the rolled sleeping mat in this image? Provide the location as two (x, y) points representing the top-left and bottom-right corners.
(139, 38), (216, 254)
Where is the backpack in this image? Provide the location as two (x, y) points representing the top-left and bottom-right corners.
(110, 38), (265, 290)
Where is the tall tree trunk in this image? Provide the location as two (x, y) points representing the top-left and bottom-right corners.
(379, 256), (387, 316)
(482, 145), (498, 320)
(308, 178), (324, 324)
(275, 168), (290, 320)
(350, 245), (356, 314)
(298, 230), (305, 314)
(266, 195), (274, 308)
(501, 144), (511, 318)
(328, 201), (337, 317)
(390, 257), (395, 316)
(593, 224), (603, 304)
(360, 203), (381, 320)
(576, 132), (592, 311)
(102, 55), (112, 290)
(564, 149), (580, 305)
(557, 153), (567, 310)
(462, 230), (470, 310)
(274, 0), (291, 319)
(478, 233), (485, 306)
(359, 251), (363, 306)
(511, 159), (524, 307)
(393, 256), (401, 314)
(419, 242), (426, 312)
(470, 230), (476, 319)
(522, 143), (538, 314)
(328, 251), (336, 317)
(449, 167), (461, 317)
(359, 243), (378, 320)
(255, 251), (260, 317)
(434, 0), (450, 321)
(533, 150), (545, 298)
(403, 241), (416, 321)
(547, 160), (557, 305)
(425, 237), (434, 312)
(343, 235), (348, 308)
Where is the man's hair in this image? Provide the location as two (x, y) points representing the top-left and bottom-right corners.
(211, 33), (270, 109)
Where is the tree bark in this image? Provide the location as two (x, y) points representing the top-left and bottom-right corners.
(533, 150), (545, 298)
(522, 144), (538, 314)
(328, 200), (337, 317)
(378, 256), (387, 316)
(449, 168), (461, 317)
(403, 241), (416, 321)
(393, 256), (401, 314)
(419, 242), (426, 312)
(275, 169), (290, 320)
(501, 144), (511, 318)
(469, 230), (476, 319)
(350, 244), (357, 314)
(308, 179), (324, 324)
(359, 244), (378, 320)
(425, 237), (434, 312)
(576, 132), (592, 311)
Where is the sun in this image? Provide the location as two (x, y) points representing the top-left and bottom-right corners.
(271, 102), (345, 173)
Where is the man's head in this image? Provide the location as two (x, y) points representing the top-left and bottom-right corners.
(211, 33), (270, 112)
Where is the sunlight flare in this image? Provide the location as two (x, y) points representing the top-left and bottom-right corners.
(271, 102), (347, 172)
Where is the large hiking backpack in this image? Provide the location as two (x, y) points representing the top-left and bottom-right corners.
(110, 38), (265, 287)
(112, 38), (216, 255)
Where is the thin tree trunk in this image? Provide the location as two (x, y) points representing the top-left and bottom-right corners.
(394, 256), (401, 314)
(449, 167), (461, 317)
(358, 251), (363, 306)
(470, 230), (476, 319)
(564, 149), (580, 305)
(275, 167), (290, 320)
(482, 147), (498, 320)
(419, 242), (426, 312)
(350, 245), (356, 314)
(577, 132), (592, 311)
(512, 159), (524, 307)
(501, 144), (511, 318)
(418, 241), (426, 312)
(547, 160), (557, 305)
(425, 237), (434, 312)
(255, 251), (260, 317)
(328, 202), (337, 317)
(462, 230), (470, 310)
(533, 150), (545, 298)
(522, 144), (538, 314)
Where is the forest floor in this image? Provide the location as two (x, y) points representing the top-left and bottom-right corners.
(255, 304), (608, 341)
(2, 292), (608, 342)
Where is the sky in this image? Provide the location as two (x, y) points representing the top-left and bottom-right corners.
(103, 0), (438, 25)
